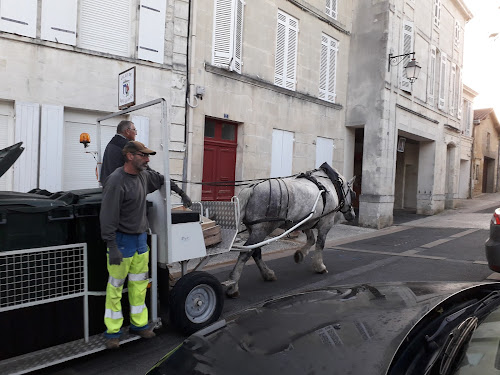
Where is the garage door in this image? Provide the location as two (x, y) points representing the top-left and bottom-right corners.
(63, 121), (116, 190)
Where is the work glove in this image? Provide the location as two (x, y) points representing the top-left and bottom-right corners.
(108, 243), (123, 265)
(181, 193), (192, 208)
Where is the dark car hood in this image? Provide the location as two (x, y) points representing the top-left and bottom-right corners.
(149, 281), (500, 375)
(0, 142), (23, 178)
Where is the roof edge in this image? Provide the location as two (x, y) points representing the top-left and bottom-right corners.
(463, 84), (479, 97)
(452, 0), (473, 21)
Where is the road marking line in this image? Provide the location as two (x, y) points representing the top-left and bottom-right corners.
(332, 246), (445, 260)
(450, 229), (479, 238)
(420, 238), (452, 248)
(473, 260), (488, 265)
(486, 272), (500, 280)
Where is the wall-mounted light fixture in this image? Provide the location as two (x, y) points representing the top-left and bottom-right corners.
(388, 52), (421, 83)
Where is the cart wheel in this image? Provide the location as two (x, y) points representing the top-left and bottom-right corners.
(168, 271), (224, 335)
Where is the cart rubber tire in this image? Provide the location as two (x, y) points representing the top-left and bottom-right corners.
(168, 271), (224, 335)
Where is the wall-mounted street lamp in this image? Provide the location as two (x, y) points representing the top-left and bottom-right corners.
(388, 52), (421, 83)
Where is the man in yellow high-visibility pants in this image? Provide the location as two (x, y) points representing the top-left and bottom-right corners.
(100, 141), (164, 349)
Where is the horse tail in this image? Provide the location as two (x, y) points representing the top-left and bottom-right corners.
(237, 185), (255, 224)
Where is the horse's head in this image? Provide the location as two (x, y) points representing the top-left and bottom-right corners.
(340, 176), (356, 221)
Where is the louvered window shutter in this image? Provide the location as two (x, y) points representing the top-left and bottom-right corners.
(274, 12), (287, 88)
(232, 0), (245, 73)
(450, 64), (456, 115)
(0, 0), (37, 38)
(138, 0), (167, 64)
(319, 34), (338, 103)
(285, 16), (298, 90)
(40, 105), (64, 192)
(457, 70), (463, 119)
(275, 11), (298, 91)
(399, 20), (414, 92)
(326, 0), (337, 19)
(213, 0), (234, 70)
(438, 53), (447, 110)
(434, 0), (441, 27)
(79, 0), (130, 57)
(428, 46), (436, 105)
(454, 21), (460, 46)
(14, 102), (40, 192)
(41, 0), (77, 45)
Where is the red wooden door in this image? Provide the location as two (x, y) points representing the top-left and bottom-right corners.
(202, 119), (237, 201)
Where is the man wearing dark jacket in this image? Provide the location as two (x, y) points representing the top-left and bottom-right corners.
(100, 120), (137, 186)
(100, 120), (191, 207)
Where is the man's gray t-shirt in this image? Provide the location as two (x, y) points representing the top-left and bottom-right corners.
(100, 167), (164, 249)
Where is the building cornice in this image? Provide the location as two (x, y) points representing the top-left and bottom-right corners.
(205, 64), (343, 110)
(451, 0), (473, 22)
(286, 0), (351, 36)
(396, 104), (439, 124)
(463, 84), (479, 98)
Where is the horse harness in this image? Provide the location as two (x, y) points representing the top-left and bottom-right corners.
(243, 165), (352, 227)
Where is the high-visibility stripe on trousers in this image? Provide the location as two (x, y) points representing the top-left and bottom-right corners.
(104, 233), (150, 338)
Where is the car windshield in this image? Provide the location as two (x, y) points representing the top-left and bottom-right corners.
(454, 305), (500, 374)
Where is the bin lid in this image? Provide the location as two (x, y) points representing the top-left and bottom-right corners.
(0, 142), (23, 178)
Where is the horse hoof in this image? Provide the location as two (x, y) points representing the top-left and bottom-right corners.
(265, 274), (277, 282)
(226, 290), (240, 299)
(319, 269), (328, 274)
(294, 251), (304, 263)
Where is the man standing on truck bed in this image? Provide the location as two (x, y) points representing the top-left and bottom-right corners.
(100, 120), (136, 186)
(100, 140), (164, 349)
(101, 120), (191, 207)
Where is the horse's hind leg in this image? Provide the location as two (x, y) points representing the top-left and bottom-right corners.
(227, 250), (253, 298)
(294, 229), (315, 263)
(311, 226), (329, 274)
(252, 247), (277, 281)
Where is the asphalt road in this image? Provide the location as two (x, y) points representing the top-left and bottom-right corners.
(31, 201), (498, 375)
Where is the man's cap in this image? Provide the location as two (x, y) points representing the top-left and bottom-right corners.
(122, 141), (156, 155)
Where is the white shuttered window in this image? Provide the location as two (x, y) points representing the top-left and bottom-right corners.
(325, 0), (337, 20)
(14, 102), (40, 192)
(457, 69), (463, 119)
(319, 33), (338, 103)
(138, 0), (167, 64)
(400, 20), (414, 92)
(274, 10), (298, 91)
(434, 0), (441, 27)
(315, 137), (334, 168)
(450, 64), (457, 116)
(271, 129), (294, 178)
(454, 21), (460, 47)
(438, 52), (447, 110)
(79, 0), (131, 57)
(41, 0), (78, 45)
(131, 115), (150, 146)
(0, 0), (37, 38)
(40, 105), (64, 192)
(428, 46), (437, 105)
(212, 0), (245, 73)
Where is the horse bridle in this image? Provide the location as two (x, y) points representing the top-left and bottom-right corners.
(338, 178), (356, 215)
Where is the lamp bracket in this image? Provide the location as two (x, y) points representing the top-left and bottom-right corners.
(388, 52), (415, 72)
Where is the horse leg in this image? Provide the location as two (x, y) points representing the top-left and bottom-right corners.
(252, 247), (277, 281)
(311, 227), (329, 274)
(294, 229), (315, 263)
(226, 250), (254, 298)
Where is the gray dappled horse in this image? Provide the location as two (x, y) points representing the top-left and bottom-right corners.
(227, 163), (356, 298)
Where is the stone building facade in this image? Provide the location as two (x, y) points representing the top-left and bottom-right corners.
(471, 108), (500, 196)
(185, 0), (353, 201)
(0, 0), (189, 192)
(346, 0), (473, 228)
